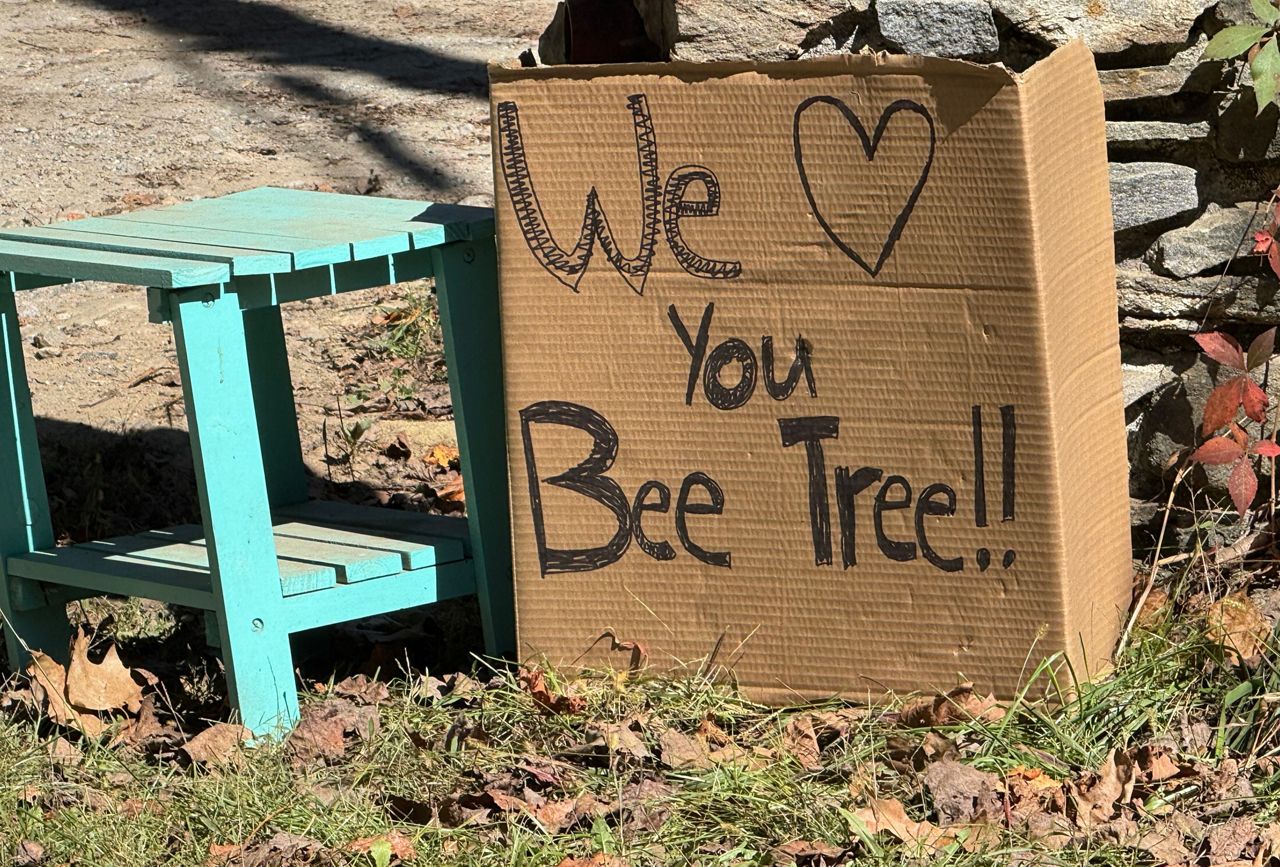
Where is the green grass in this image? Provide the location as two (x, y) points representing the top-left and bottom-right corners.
(364, 285), (447, 385)
(2, 535), (1280, 865)
(2, 556), (1279, 865)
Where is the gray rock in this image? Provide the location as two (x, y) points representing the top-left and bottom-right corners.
(30, 332), (56, 349)
(1098, 37), (1218, 102)
(1216, 0), (1272, 25)
(1216, 93), (1280, 163)
(992, 0), (1214, 53)
(33, 347), (61, 360)
(1123, 361), (1176, 407)
(1109, 162), (1199, 232)
(876, 0), (998, 58)
(669, 0), (857, 62)
(1106, 120), (1210, 144)
(1146, 203), (1264, 278)
(1131, 498), (1162, 527)
(1118, 265), (1280, 326)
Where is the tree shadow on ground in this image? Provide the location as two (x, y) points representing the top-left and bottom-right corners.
(3, 417), (484, 720)
(71, 0), (490, 189)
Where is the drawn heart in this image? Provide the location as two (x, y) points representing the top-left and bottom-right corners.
(793, 96), (936, 277)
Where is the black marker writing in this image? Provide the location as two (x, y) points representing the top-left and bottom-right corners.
(520, 400), (632, 575)
(521, 400), (731, 574)
(779, 416), (839, 566)
(793, 96), (936, 277)
(670, 302), (818, 411)
(497, 97), (740, 293)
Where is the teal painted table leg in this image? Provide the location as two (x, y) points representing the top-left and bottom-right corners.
(171, 289), (298, 735)
(431, 240), (515, 656)
(244, 304), (308, 507)
(0, 282), (68, 666)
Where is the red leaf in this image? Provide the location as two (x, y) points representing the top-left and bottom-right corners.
(1253, 440), (1280, 457)
(1192, 436), (1246, 465)
(1195, 332), (1246, 370)
(1244, 378), (1270, 423)
(1204, 378), (1247, 434)
(1229, 458), (1259, 516)
(1255, 230), (1275, 255)
(1230, 421), (1250, 449)
(1270, 242), (1280, 280)
(1249, 328), (1278, 370)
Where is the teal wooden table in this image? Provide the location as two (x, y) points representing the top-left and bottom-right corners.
(0, 187), (513, 734)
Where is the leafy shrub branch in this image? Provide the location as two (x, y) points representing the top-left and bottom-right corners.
(1205, 0), (1280, 110)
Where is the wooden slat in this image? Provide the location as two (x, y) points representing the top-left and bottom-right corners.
(0, 239), (229, 288)
(214, 188), (492, 247)
(284, 560), (474, 631)
(151, 525), (400, 585)
(10, 273), (74, 291)
(117, 193), (414, 260)
(6, 547), (216, 610)
(78, 529), (336, 596)
(78, 216), (353, 270)
(271, 520), (465, 571)
(275, 500), (472, 554)
(0, 226), (292, 276)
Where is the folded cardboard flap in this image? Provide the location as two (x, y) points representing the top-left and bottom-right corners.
(490, 41), (1131, 701)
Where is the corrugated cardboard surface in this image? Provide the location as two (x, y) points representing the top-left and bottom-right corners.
(490, 43), (1131, 701)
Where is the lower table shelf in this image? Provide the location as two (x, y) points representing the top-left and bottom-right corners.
(7, 501), (475, 629)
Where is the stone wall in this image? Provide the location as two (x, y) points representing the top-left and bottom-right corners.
(533, 0), (1280, 545)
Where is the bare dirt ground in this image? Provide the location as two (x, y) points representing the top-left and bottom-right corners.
(0, 0), (557, 544)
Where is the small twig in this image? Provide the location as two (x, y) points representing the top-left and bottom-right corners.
(79, 390), (119, 410)
(127, 365), (170, 389)
(1118, 464), (1190, 656)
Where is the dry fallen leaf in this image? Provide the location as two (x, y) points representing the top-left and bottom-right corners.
(331, 674), (391, 706)
(898, 683), (1005, 728)
(533, 793), (611, 833)
(181, 723), (251, 767)
(1136, 586), (1171, 629)
(436, 475), (465, 504)
(923, 760), (1001, 825)
(1071, 749), (1135, 829)
(782, 715), (824, 771)
(65, 630), (142, 714)
(657, 727), (712, 770)
(1207, 816), (1258, 864)
(384, 432), (412, 460)
(518, 667), (585, 715)
(345, 830), (416, 862)
(773, 839), (849, 864)
(1205, 591), (1270, 664)
(13, 840), (44, 867)
(853, 797), (993, 853)
(555, 855), (629, 867)
(1136, 744), (1183, 784)
(597, 719), (651, 761)
(426, 443), (460, 468)
(1136, 821), (1194, 866)
(111, 696), (177, 752)
(287, 698), (378, 766)
(46, 736), (82, 766)
(26, 650), (105, 737)
(205, 831), (332, 866)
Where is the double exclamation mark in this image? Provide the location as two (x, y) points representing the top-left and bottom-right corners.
(971, 405), (1016, 571)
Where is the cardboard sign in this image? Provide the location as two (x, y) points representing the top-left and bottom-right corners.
(489, 42), (1132, 701)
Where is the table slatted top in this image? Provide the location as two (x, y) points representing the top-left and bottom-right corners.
(0, 187), (494, 289)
